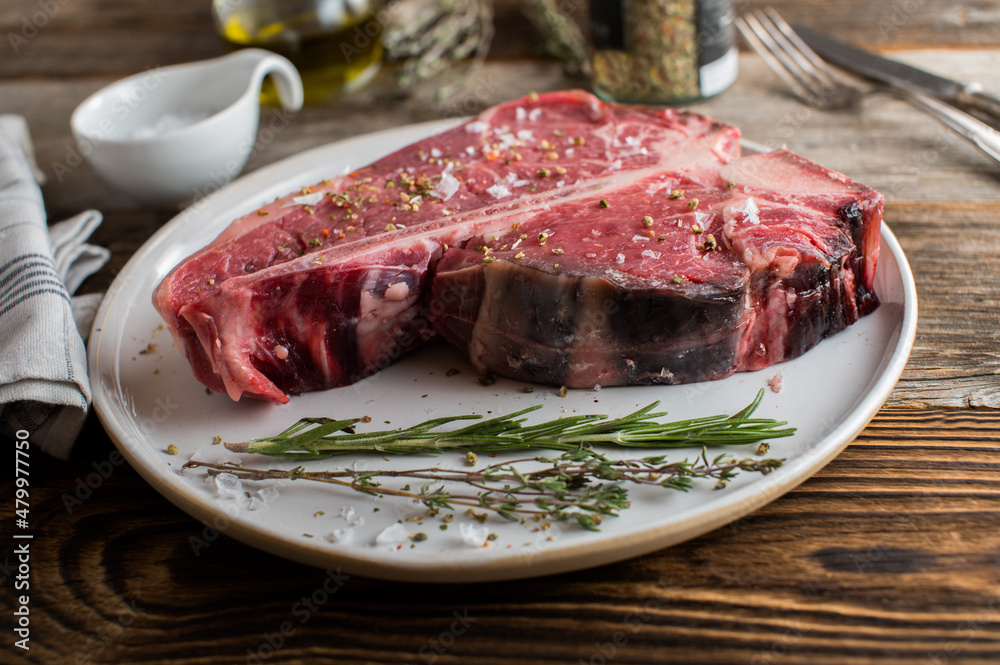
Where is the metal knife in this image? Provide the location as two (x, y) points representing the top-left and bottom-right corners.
(793, 24), (1000, 122)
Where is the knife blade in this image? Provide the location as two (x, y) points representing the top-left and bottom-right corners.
(793, 24), (1000, 122)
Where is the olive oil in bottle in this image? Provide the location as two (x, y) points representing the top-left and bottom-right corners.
(214, 0), (384, 105)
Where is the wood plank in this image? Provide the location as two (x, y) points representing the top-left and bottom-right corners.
(0, 0), (223, 78)
(886, 202), (1000, 407)
(742, 0), (1000, 50)
(4, 408), (1000, 664)
(4, 0), (1000, 79)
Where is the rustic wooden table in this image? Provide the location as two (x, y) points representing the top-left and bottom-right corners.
(3, 0), (1000, 663)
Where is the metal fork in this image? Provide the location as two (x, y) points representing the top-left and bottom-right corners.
(736, 8), (1000, 167)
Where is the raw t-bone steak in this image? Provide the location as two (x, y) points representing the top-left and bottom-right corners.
(153, 90), (881, 403)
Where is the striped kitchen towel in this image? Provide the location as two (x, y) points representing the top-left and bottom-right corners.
(0, 115), (109, 459)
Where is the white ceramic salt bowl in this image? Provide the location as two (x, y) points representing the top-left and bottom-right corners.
(70, 48), (304, 206)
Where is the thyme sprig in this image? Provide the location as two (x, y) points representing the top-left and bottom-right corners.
(224, 389), (794, 460)
(184, 449), (784, 530)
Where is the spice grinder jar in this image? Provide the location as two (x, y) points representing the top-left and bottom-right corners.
(589, 0), (738, 105)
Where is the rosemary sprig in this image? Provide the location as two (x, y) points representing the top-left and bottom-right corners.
(184, 449), (784, 530)
(224, 389), (794, 460)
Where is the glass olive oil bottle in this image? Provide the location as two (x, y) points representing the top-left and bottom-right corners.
(214, 0), (384, 106)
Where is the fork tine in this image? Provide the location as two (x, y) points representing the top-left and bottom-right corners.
(739, 8), (863, 109)
(736, 13), (822, 105)
(761, 8), (857, 90)
(750, 9), (836, 96)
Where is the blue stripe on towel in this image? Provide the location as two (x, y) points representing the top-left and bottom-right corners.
(0, 276), (69, 310)
(0, 286), (70, 319)
(0, 266), (64, 294)
(0, 253), (56, 277)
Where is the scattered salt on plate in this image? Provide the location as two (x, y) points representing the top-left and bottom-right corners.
(214, 472), (242, 499)
(374, 523), (409, 545)
(460, 522), (489, 547)
(328, 527), (355, 544)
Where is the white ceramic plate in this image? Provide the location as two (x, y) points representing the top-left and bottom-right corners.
(89, 119), (918, 582)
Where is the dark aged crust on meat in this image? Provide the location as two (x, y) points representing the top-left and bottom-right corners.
(431, 149), (882, 388)
(153, 90), (881, 402)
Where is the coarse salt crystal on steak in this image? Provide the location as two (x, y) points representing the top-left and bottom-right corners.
(486, 184), (511, 199)
(431, 170), (460, 201)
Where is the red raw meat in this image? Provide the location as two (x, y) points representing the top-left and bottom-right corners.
(433, 149), (881, 387)
(153, 91), (880, 402)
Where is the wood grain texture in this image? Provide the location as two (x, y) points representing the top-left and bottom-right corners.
(3, 410), (1000, 664)
(3, 1), (1000, 663)
(887, 202), (1000, 408)
(2, 0), (1000, 78)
